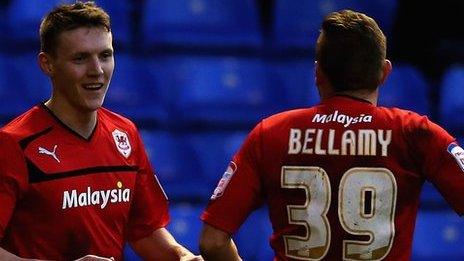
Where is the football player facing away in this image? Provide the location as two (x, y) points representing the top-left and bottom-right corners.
(199, 10), (464, 261)
(0, 2), (201, 261)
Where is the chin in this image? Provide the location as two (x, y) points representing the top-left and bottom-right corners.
(84, 102), (104, 112)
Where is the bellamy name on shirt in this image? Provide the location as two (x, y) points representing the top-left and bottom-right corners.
(288, 128), (392, 156)
(288, 111), (392, 157)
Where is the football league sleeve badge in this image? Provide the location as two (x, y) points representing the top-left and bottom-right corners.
(112, 129), (132, 158)
(447, 142), (464, 172)
(211, 161), (237, 200)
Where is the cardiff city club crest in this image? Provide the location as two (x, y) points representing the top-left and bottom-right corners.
(112, 129), (131, 158)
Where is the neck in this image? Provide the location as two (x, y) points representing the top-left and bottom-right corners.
(335, 89), (379, 105)
(319, 85), (379, 105)
(45, 100), (97, 139)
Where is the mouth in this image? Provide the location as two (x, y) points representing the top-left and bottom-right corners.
(83, 83), (104, 91)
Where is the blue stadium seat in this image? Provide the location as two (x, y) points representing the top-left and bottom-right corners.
(5, 0), (65, 42)
(457, 137), (464, 147)
(123, 244), (141, 261)
(5, 0), (131, 45)
(163, 56), (284, 126)
(123, 206), (273, 261)
(167, 203), (204, 255)
(13, 52), (50, 105)
(140, 130), (208, 200)
(354, 0), (398, 37)
(272, 0), (397, 50)
(123, 203), (203, 260)
(184, 131), (247, 188)
(269, 59), (320, 109)
(0, 54), (11, 118)
(0, 53), (50, 117)
(141, 0), (262, 47)
(234, 206), (274, 261)
(439, 65), (464, 133)
(420, 182), (448, 208)
(104, 54), (169, 123)
(0, 4), (8, 42)
(412, 210), (464, 260)
(93, 0), (132, 45)
(378, 64), (430, 116)
(272, 0), (327, 49)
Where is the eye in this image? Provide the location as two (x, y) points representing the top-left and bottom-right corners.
(72, 54), (86, 63)
(100, 51), (113, 61)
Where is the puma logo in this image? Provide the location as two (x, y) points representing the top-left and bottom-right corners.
(38, 145), (60, 163)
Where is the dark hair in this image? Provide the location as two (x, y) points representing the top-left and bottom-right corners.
(316, 10), (387, 91)
(39, 1), (111, 56)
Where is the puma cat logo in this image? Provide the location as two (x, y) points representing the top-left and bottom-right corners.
(38, 145), (60, 163)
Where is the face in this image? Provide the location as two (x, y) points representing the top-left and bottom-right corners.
(40, 26), (114, 114)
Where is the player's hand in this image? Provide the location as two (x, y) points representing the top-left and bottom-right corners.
(180, 254), (204, 261)
(74, 255), (115, 261)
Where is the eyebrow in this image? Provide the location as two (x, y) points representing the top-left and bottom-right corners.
(101, 48), (114, 54)
(70, 48), (113, 56)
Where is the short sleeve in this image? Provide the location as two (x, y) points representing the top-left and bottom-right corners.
(201, 122), (264, 234)
(0, 132), (28, 239)
(406, 115), (464, 215)
(126, 131), (170, 242)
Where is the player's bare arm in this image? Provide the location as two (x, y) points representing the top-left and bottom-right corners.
(0, 247), (47, 261)
(130, 227), (203, 261)
(199, 224), (242, 261)
(74, 255), (115, 261)
(0, 248), (114, 261)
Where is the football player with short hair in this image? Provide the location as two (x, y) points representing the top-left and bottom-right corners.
(0, 2), (201, 260)
(199, 10), (464, 261)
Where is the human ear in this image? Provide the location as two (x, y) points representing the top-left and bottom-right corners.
(379, 59), (392, 85)
(38, 52), (53, 76)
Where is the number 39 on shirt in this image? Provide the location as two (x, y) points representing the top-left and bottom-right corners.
(281, 166), (397, 260)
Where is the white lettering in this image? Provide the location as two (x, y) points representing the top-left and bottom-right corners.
(302, 129), (316, 154)
(62, 186), (131, 210)
(315, 129), (326, 155)
(110, 189), (118, 203)
(123, 189), (130, 202)
(87, 186), (91, 205)
(312, 114), (327, 123)
(341, 130), (356, 155)
(78, 192), (87, 206)
(358, 129), (376, 156)
(288, 128), (391, 157)
(100, 190), (110, 209)
(378, 130), (392, 156)
(288, 129), (302, 154)
(62, 190), (78, 209)
(312, 111), (373, 128)
(337, 114), (345, 124)
(328, 129), (339, 155)
(326, 113), (334, 122)
(91, 191), (100, 205)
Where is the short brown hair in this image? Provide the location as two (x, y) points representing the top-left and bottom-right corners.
(39, 1), (111, 56)
(316, 10), (387, 91)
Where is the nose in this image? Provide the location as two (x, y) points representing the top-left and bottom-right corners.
(88, 57), (104, 76)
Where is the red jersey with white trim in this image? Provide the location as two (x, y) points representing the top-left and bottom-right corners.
(0, 105), (169, 261)
(202, 96), (464, 261)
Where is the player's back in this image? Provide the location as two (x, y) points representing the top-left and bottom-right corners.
(258, 95), (448, 260)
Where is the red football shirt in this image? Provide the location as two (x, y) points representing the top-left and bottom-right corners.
(202, 96), (464, 261)
(0, 105), (169, 260)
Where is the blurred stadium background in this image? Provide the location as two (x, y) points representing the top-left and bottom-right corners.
(1, 0), (464, 260)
